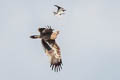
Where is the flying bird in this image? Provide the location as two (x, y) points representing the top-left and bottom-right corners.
(53, 5), (66, 16)
(30, 26), (62, 72)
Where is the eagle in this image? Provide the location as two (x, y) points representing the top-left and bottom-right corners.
(53, 5), (66, 16)
(30, 26), (62, 72)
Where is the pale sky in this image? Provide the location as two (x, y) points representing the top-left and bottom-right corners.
(0, 0), (120, 80)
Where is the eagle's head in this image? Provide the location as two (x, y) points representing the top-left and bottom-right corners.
(38, 28), (45, 33)
(38, 26), (54, 34)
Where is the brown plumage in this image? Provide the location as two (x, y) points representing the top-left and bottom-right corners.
(30, 26), (63, 72)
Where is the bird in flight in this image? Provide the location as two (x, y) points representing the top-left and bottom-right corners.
(53, 5), (66, 16)
(30, 26), (63, 72)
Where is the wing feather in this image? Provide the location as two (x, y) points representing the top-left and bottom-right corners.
(49, 42), (62, 72)
(44, 41), (62, 72)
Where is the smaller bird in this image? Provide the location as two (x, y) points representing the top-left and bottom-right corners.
(53, 5), (66, 16)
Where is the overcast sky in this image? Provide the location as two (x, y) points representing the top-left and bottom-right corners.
(0, 0), (120, 80)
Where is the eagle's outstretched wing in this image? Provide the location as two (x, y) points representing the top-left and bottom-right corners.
(41, 39), (62, 72)
(50, 42), (62, 72)
(54, 5), (66, 11)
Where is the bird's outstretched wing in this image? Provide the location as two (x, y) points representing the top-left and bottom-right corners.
(54, 5), (61, 9)
(50, 42), (62, 72)
(54, 5), (66, 11)
(41, 39), (63, 72)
